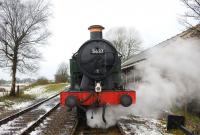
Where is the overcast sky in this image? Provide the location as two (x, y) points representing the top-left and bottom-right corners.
(0, 0), (187, 80)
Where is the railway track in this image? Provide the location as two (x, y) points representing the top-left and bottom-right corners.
(30, 106), (78, 135)
(73, 116), (126, 135)
(74, 124), (122, 135)
(0, 92), (61, 135)
(0, 92), (149, 135)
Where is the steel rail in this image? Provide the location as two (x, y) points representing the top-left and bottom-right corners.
(70, 119), (79, 135)
(0, 91), (62, 125)
(19, 103), (60, 135)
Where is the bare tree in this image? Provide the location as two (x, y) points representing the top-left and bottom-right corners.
(181, 0), (200, 31)
(105, 27), (142, 62)
(55, 62), (69, 83)
(0, 0), (50, 96)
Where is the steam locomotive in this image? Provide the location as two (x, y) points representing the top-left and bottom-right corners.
(60, 25), (136, 121)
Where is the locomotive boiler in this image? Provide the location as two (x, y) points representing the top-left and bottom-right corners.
(60, 25), (136, 120)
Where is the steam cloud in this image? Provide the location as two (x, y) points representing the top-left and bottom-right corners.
(86, 105), (133, 128)
(86, 37), (200, 128)
(131, 37), (200, 117)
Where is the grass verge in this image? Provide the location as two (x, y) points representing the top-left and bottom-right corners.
(0, 93), (36, 107)
(168, 107), (200, 135)
(44, 83), (67, 92)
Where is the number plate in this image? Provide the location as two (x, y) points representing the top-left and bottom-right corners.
(91, 48), (104, 54)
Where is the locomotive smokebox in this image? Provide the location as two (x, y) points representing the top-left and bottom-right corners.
(88, 25), (104, 39)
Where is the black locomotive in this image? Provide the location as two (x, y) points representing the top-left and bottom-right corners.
(60, 25), (136, 121)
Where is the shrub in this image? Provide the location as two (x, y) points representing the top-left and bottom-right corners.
(34, 77), (49, 85)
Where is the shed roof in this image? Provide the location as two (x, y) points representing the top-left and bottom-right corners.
(121, 24), (200, 70)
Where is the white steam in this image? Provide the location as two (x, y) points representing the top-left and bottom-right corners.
(86, 37), (200, 128)
(132, 37), (200, 117)
(86, 105), (133, 128)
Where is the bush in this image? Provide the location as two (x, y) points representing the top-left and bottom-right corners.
(34, 77), (49, 85)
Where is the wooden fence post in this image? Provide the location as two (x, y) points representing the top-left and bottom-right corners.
(17, 85), (20, 96)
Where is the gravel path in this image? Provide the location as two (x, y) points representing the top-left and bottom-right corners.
(117, 115), (171, 135)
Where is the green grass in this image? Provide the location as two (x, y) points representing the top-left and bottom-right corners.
(169, 130), (184, 135)
(22, 82), (68, 92)
(0, 93), (36, 107)
(168, 107), (200, 135)
(0, 93), (35, 101)
(44, 83), (67, 92)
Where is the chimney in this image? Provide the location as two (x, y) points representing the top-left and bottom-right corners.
(88, 25), (104, 39)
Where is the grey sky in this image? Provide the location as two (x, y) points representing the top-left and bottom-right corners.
(0, 0), (187, 80)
